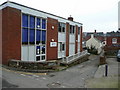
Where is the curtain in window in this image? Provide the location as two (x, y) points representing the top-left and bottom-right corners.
(29, 29), (35, 44)
(42, 31), (46, 44)
(30, 16), (35, 28)
(42, 19), (46, 29)
(22, 28), (28, 44)
(22, 14), (28, 27)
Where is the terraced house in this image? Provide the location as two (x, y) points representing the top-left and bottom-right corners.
(0, 1), (83, 65)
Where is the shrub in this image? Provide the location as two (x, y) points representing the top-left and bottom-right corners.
(87, 45), (98, 55)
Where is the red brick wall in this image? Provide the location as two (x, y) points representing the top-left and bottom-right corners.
(46, 17), (58, 60)
(2, 7), (21, 65)
(106, 36), (120, 46)
(80, 26), (83, 52)
(0, 10), (2, 64)
(66, 23), (69, 56)
(75, 25), (78, 54)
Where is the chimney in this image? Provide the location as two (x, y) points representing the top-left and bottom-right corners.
(94, 30), (96, 33)
(68, 15), (73, 21)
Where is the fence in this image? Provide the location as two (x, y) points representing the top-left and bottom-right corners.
(62, 50), (88, 64)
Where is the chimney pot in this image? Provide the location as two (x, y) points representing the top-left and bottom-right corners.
(68, 15), (73, 21)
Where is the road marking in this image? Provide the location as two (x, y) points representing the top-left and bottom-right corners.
(32, 75), (39, 78)
(42, 77), (46, 80)
(1, 67), (47, 76)
(20, 74), (26, 76)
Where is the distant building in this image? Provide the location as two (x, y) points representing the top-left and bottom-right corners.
(86, 34), (104, 54)
(83, 30), (105, 42)
(82, 30), (106, 49)
(106, 31), (120, 48)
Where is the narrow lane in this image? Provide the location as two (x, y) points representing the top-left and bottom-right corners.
(2, 55), (99, 88)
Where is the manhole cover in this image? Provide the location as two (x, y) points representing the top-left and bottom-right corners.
(47, 82), (61, 88)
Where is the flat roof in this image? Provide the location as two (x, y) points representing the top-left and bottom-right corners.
(0, 1), (83, 25)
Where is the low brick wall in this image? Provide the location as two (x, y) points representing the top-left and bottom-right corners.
(8, 60), (59, 70)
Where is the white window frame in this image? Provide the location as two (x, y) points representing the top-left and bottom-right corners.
(112, 38), (117, 44)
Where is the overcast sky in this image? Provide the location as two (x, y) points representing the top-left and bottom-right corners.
(0, 0), (119, 33)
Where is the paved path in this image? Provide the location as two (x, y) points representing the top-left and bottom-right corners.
(2, 55), (99, 88)
(85, 57), (119, 88)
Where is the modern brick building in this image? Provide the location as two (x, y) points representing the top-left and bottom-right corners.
(0, 1), (83, 65)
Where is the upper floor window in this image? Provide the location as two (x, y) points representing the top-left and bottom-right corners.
(36, 18), (41, 29)
(22, 14), (28, 27)
(78, 27), (80, 34)
(30, 16), (35, 29)
(22, 14), (46, 45)
(112, 38), (117, 44)
(42, 19), (46, 29)
(58, 22), (66, 33)
(70, 25), (75, 34)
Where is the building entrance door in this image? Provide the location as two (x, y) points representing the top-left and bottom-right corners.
(36, 45), (46, 61)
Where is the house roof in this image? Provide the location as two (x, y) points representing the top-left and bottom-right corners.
(83, 32), (105, 42)
(106, 31), (120, 37)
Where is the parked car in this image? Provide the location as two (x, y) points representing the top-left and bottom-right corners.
(117, 50), (120, 62)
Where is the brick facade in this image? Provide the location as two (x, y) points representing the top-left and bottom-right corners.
(2, 7), (21, 65)
(106, 36), (120, 47)
(66, 23), (69, 56)
(46, 17), (58, 60)
(80, 26), (83, 52)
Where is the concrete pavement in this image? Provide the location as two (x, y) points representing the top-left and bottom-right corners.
(85, 57), (119, 88)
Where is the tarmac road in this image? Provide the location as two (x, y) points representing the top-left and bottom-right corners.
(1, 55), (99, 88)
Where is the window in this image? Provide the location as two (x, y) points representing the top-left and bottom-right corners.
(41, 55), (45, 60)
(22, 14), (47, 45)
(30, 16), (35, 28)
(59, 42), (65, 51)
(70, 25), (72, 33)
(29, 29), (35, 44)
(70, 25), (75, 34)
(22, 14), (28, 27)
(42, 31), (46, 44)
(62, 23), (65, 32)
(58, 22), (65, 33)
(36, 46), (41, 55)
(62, 43), (65, 51)
(36, 30), (41, 44)
(58, 23), (61, 32)
(78, 27), (80, 34)
(36, 56), (40, 61)
(112, 38), (117, 44)
(22, 28), (28, 44)
(73, 26), (75, 33)
(42, 19), (46, 29)
(22, 13), (47, 61)
(36, 18), (41, 29)
(42, 46), (45, 54)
